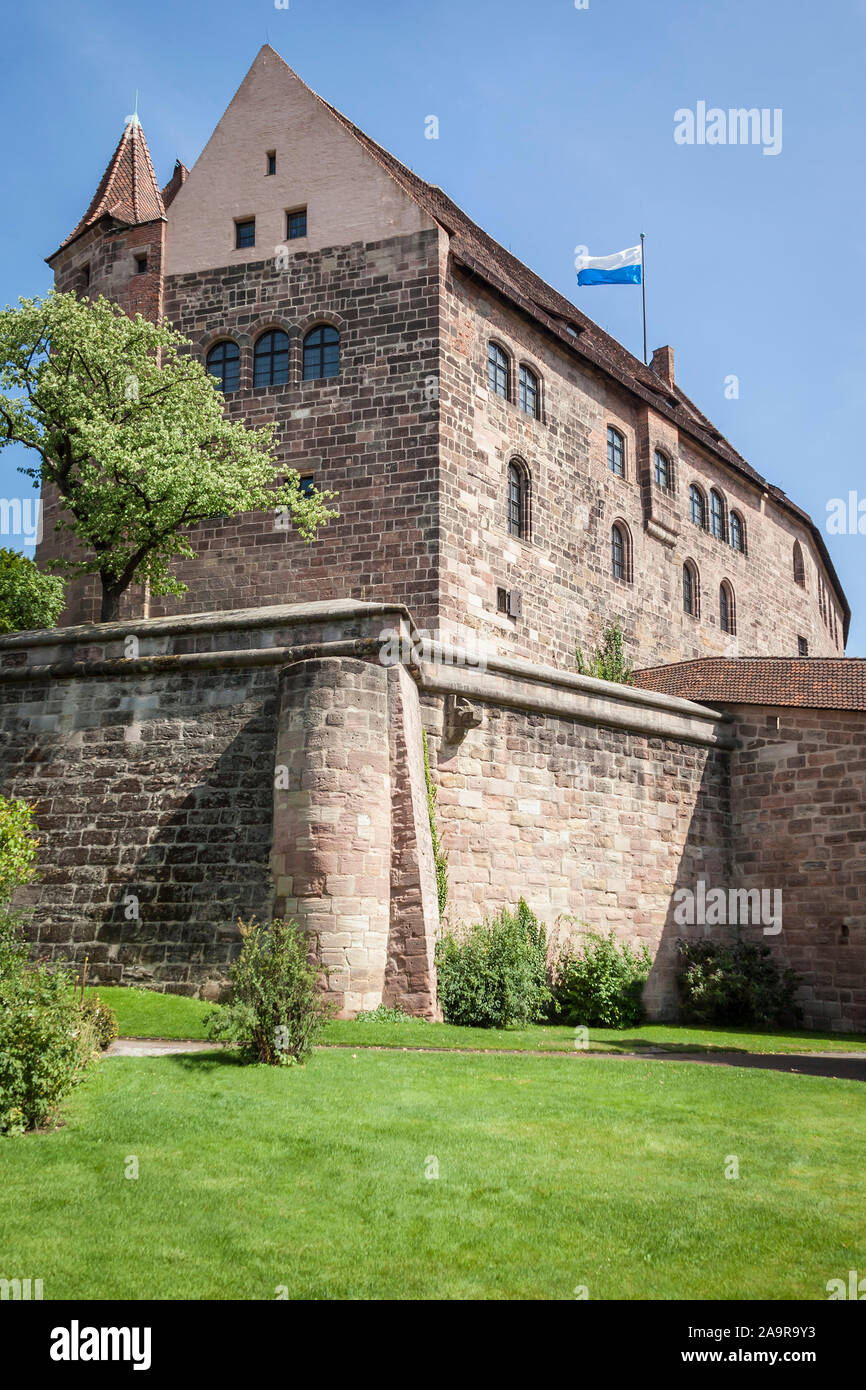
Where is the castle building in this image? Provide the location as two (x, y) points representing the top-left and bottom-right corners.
(40, 45), (848, 669)
(5, 47), (860, 1032)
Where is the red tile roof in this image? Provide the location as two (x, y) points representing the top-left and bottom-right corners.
(633, 658), (866, 711)
(47, 116), (165, 261)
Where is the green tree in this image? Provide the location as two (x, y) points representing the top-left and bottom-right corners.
(0, 292), (338, 621)
(0, 548), (65, 633)
(575, 621), (634, 685)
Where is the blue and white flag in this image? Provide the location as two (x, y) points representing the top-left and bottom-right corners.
(575, 244), (642, 286)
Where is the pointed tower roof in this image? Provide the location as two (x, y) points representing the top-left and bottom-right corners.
(47, 114), (166, 262)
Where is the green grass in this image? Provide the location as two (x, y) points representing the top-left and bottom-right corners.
(88, 986), (866, 1055)
(1, 1049), (863, 1299)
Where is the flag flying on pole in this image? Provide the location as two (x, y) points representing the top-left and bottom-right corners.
(575, 245), (642, 286)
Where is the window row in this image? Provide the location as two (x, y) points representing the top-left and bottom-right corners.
(488, 342), (541, 419)
(234, 207), (308, 249)
(608, 524), (737, 633)
(206, 326), (340, 392)
(606, 426), (747, 556)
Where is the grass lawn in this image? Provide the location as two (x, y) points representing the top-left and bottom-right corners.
(1, 1048), (863, 1299)
(87, 985), (866, 1055)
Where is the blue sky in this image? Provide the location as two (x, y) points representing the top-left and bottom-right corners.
(1, 0), (864, 650)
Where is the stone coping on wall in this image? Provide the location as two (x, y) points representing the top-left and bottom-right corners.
(0, 599), (732, 748)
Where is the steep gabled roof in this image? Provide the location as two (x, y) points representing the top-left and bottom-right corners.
(259, 47), (847, 636)
(47, 115), (165, 261)
(633, 657), (866, 710)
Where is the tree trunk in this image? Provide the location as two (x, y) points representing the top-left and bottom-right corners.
(100, 581), (122, 624)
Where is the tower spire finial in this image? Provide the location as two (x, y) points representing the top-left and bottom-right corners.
(125, 89), (140, 129)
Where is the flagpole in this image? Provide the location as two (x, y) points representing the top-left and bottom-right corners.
(640, 232), (647, 364)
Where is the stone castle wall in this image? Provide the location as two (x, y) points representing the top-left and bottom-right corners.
(0, 601), (859, 1030)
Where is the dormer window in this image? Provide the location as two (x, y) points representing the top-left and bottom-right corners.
(266, 151), (276, 176)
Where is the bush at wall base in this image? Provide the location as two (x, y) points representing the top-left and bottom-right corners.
(204, 917), (335, 1064)
(676, 938), (802, 1029)
(434, 900), (551, 1028)
(551, 929), (652, 1029)
(0, 915), (98, 1135)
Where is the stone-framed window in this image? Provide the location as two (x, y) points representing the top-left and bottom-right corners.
(730, 510), (746, 554)
(303, 325), (340, 381)
(253, 330), (290, 388)
(607, 426), (626, 478)
(206, 340), (241, 395)
(266, 151), (276, 176)
(719, 580), (736, 634)
(507, 459), (531, 540)
(654, 449), (673, 492)
(683, 560), (700, 617)
(488, 342), (510, 400)
(710, 488), (727, 541)
(798, 635), (809, 656)
(611, 521), (632, 582)
(793, 540), (806, 588)
(689, 484), (707, 530)
(518, 364), (540, 418)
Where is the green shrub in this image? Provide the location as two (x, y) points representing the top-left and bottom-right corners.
(435, 899), (550, 1028)
(79, 992), (118, 1050)
(575, 621), (634, 685)
(552, 929), (652, 1028)
(676, 938), (802, 1028)
(0, 795), (39, 906)
(204, 917), (334, 1064)
(0, 940), (96, 1134)
(355, 1003), (414, 1023)
(0, 548), (65, 636)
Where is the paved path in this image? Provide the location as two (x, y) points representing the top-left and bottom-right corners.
(107, 1036), (866, 1079)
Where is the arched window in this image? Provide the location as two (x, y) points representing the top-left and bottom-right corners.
(654, 449), (672, 491)
(518, 365), (540, 418)
(507, 460), (530, 540)
(607, 426), (626, 478)
(689, 485), (707, 529)
(206, 340), (240, 395)
(254, 330), (290, 388)
(303, 325), (340, 381)
(793, 541), (805, 588)
(710, 489), (726, 541)
(720, 581), (736, 635)
(611, 522), (632, 582)
(488, 342), (510, 400)
(730, 510), (745, 554)
(683, 561), (700, 617)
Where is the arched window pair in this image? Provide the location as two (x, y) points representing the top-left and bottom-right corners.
(488, 342), (540, 419)
(206, 326), (341, 392)
(691, 484), (726, 534)
(683, 561), (737, 632)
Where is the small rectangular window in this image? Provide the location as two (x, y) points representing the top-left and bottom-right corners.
(81, 263), (91, 287)
(235, 219), (256, 249)
(287, 208), (307, 240)
(266, 151), (276, 176)
(299, 475), (316, 498)
(496, 587), (508, 614)
(134, 254), (148, 274)
(798, 636), (809, 657)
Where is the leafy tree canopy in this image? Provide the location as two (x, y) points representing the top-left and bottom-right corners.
(0, 547), (65, 634)
(0, 292), (338, 620)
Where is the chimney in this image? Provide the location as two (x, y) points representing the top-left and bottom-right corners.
(651, 345), (675, 387)
(161, 160), (189, 210)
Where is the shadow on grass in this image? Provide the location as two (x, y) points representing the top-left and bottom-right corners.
(162, 1050), (250, 1073)
(604, 1039), (750, 1055)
